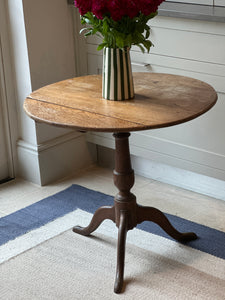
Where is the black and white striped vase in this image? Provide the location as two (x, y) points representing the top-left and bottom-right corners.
(102, 47), (134, 101)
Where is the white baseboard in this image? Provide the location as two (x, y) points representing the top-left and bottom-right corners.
(87, 132), (225, 180)
(132, 155), (225, 201)
(17, 132), (96, 185)
(96, 143), (225, 202)
(17, 140), (41, 184)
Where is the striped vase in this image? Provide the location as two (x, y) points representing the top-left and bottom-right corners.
(102, 47), (134, 101)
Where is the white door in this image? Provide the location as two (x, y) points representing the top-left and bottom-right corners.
(0, 38), (11, 182)
(0, 0), (14, 183)
(0, 92), (10, 182)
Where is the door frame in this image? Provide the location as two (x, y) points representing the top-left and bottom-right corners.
(0, 0), (19, 179)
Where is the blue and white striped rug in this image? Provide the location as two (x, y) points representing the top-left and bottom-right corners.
(1, 184), (225, 299)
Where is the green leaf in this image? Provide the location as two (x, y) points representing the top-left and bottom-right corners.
(137, 44), (145, 53)
(142, 40), (152, 52)
(102, 19), (109, 34)
(97, 43), (107, 51)
(84, 31), (92, 37)
(79, 27), (87, 34)
(92, 28), (98, 35)
(148, 12), (158, 20)
(83, 18), (92, 25)
(78, 11), (158, 52)
(145, 30), (150, 39)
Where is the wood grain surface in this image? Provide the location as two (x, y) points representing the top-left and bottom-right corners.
(24, 73), (217, 132)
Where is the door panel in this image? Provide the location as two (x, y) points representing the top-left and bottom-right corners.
(0, 100), (9, 181)
(0, 0), (16, 183)
(0, 66), (10, 182)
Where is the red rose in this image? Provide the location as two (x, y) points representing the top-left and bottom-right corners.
(138, 0), (164, 15)
(107, 0), (125, 21)
(123, 0), (139, 19)
(74, 0), (165, 20)
(74, 0), (92, 15)
(92, 0), (108, 19)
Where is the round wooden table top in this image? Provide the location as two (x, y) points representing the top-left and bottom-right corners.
(24, 73), (217, 132)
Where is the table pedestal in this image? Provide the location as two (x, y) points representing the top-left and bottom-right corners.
(73, 132), (197, 293)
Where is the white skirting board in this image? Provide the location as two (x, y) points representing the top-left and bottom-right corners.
(16, 129), (225, 200)
(95, 142), (225, 202)
(17, 132), (96, 185)
(132, 155), (225, 201)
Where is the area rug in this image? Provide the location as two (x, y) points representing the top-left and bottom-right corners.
(0, 185), (225, 299)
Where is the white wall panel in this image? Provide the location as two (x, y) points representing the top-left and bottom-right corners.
(166, 0), (213, 5)
(83, 15), (225, 190)
(215, 0), (225, 6)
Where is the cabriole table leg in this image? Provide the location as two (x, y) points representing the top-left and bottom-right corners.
(73, 132), (197, 294)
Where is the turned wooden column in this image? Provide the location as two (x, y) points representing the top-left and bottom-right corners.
(113, 132), (136, 293)
(113, 132), (137, 230)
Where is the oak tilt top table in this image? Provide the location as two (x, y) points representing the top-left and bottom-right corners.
(24, 73), (217, 293)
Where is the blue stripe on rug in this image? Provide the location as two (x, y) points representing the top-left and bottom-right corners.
(1, 184), (225, 259)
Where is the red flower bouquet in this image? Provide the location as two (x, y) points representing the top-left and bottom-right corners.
(74, 0), (165, 52)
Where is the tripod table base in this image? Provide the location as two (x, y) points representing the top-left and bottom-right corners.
(73, 133), (197, 293)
